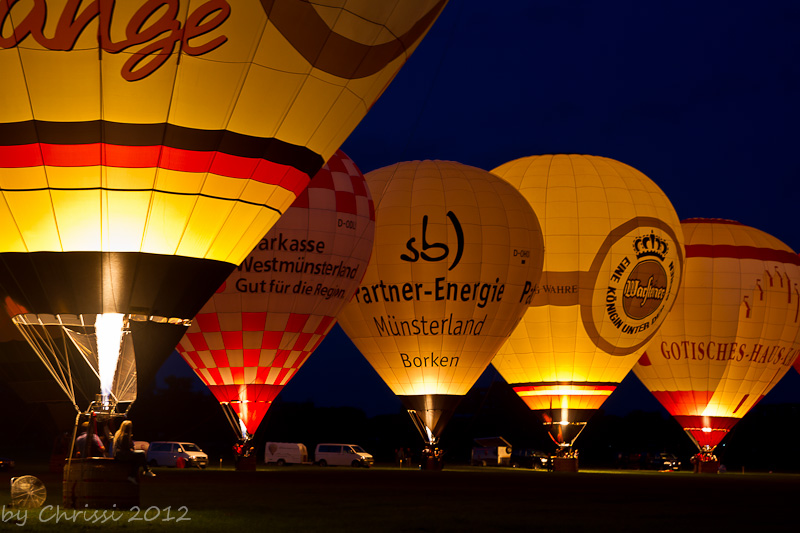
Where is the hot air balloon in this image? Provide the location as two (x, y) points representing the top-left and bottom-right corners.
(633, 218), (800, 454)
(490, 154), (684, 459)
(0, 1), (448, 418)
(796, 348), (800, 376)
(796, 271), (800, 376)
(336, 160), (545, 464)
(175, 150), (374, 446)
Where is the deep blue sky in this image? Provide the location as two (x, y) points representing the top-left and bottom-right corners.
(163, 1), (800, 417)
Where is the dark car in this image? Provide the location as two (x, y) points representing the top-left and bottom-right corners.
(646, 452), (681, 471)
(0, 457), (15, 471)
(509, 448), (550, 470)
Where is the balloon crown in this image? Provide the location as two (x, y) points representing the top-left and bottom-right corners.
(633, 231), (668, 261)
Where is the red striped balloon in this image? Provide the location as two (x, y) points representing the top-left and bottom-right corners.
(176, 151), (374, 436)
(634, 219), (800, 450)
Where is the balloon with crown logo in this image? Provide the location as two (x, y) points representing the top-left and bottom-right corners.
(491, 154), (685, 461)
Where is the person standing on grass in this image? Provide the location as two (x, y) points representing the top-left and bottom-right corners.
(113, 420), (156, 483)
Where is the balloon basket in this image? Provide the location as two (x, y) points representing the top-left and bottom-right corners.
(235, 454), (257, 471)
(694, 460), (719, 474)
(551, 456), (579, 472)
(62, 458), (139, 509)
(419, 447), (444, 471)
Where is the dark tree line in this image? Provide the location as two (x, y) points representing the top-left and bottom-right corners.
(4, 374), (800, 473)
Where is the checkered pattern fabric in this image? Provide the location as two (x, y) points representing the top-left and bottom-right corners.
(176, 150), (374, 434)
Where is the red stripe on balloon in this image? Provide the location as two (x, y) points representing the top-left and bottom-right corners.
(731, 394), (749, 414)
(651, 390), (764, 418)
(208, 384), (283, 404)
(512, 383), (617, 393)
(681, 218), (741, 226)
(650, 390), (713, 416)
(685, 244), (800, 265)
(673, 415), (740, 431)
(0, 143), (310, 193)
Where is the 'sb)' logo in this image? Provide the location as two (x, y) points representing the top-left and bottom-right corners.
(401, 211), (464, 271)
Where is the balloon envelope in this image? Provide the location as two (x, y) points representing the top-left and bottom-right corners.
(0, 0), (446, 408)
(337, 160), (545, 444)
(491, 154), (685, 449)
(633, 218), (800, 450)
(796, 348), (800, 375)
(176, 151), (374, 437)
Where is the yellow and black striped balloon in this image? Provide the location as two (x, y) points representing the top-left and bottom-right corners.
(0, 0), (447, 388)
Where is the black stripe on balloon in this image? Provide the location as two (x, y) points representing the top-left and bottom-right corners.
(0, 251), (235, 319)
(0, 186), (280, 212)
(0, 120), (324, 178)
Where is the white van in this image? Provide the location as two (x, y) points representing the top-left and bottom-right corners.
(314, 443), (374, 468)
(265, 442), (309, 465)
(146, 441), (208, 468)
(471, 437), (512, 466)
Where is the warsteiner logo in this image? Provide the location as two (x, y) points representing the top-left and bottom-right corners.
(605, 230), (674, 335)
(622, 261), (668, 319)
(621, 232), (669, 319)
(582, 218), (683, 355)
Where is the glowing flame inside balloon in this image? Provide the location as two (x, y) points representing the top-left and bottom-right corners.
(238, 406), (250, 442)
(424, 425), (436, 444)
(95, 313), (124, 405)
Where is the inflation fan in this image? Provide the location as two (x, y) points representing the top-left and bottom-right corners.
(10, 476), (47, 509)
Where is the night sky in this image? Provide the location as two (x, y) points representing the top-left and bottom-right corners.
(161, 1), (800, 419)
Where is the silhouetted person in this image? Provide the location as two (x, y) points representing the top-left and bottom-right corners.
(113, 420), (155, 483)
(75, 421), (106, 458)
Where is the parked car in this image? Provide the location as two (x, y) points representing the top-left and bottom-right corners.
(619, 452), (682, 470)
(509, 448), (550, 470)
(146, 441), (208, 468)
(0, 456), (15, 471)
(265, 442), (309, 465)
(647, 452), (681, 471)
(314, 444), (373, 467)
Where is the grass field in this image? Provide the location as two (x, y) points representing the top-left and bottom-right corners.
(1, 462), (797, 532)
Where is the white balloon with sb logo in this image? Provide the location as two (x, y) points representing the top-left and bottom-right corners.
(337, 160), (545, 439)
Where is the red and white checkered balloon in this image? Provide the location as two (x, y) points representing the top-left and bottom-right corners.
(176, 150), (374, 435)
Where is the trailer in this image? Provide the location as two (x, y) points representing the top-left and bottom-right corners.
(470, 437), (512, 466)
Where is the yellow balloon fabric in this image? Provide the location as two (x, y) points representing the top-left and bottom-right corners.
(491, 154), (684, 433)
(337, 160), (545, 440)
(633, 218), (800, 450)
(0, 0), (447, 265)
(0, 0), (447, 402)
